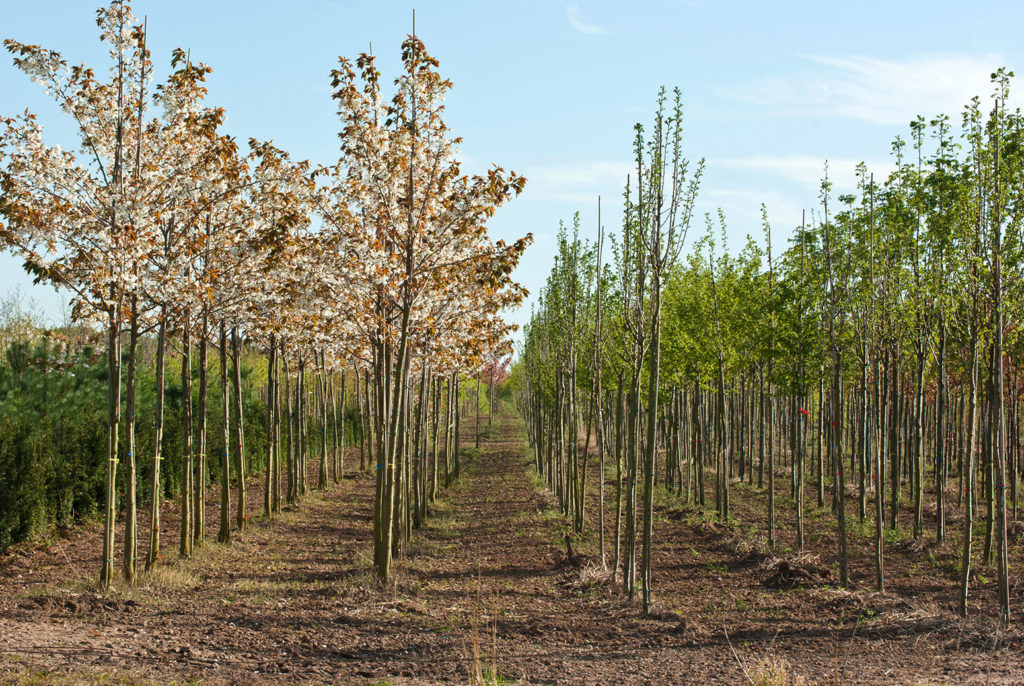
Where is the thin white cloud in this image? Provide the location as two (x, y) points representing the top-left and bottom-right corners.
(701, 189), (804, 229)
(566, 5), (608, 35)
(717, 155), (895, 190)
(720, 53), (1010, 125)
(697, 156), (900, 248)
(523, 159), (631, 203)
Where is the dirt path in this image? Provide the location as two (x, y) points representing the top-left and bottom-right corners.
(1, 414), (1023, 684)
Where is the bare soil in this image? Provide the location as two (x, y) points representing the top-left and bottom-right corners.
(1, 414), (1023, 684)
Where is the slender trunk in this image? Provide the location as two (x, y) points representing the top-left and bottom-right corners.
(318, 351), (329, 490)
(874, 352), (884, 592)
(273, 344), (282, 513)
(283, 351), (295, 505)
(430, 375), (440, 502)
(913, 350), (925, 538)
(194, 312), (208, 546)
(333, 371), (342, 483)
(936, 322), (947, 543)
(122, 298), (138, 583)
(768, 372), (776, 548)
(146, 310), (167, 568)
(859, 356), (868, 524)
(834, 358), (848, 587)
(101, 313), (121, 588)
(231, 327), (246, 531)
(641, 279), (663, 615)
(179, 315), (193, 558)
(796, 386), (805, 550)
(597, 385), (606, 567)
(264, 335), (277, 518)
(218, 323), (231, 543)
(613, 379), (624, 580)
(817, 371), (825, 508)
(959, 340), (979, 616)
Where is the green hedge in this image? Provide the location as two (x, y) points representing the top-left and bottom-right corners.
(0, 336), (271, 551)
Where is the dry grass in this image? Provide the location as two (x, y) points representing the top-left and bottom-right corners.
(760, 552), (835, 590)
(0, 662), (165, 685)
(893, 537), (928, 554)
(136, 564), (201, 592)
(748, 654), (807, 686)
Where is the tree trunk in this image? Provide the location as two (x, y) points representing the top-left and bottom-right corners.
(123, 297), (138, 583)
(194, 312), (209, 546)
(218, 323), (231, 544)
(147, 309), (167, 568)
(232, 327), (247, 530)
(179, 314), (193, 558)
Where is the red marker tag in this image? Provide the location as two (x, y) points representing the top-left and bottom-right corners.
(799, 408), (810, 416)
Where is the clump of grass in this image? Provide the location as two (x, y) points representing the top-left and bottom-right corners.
(748, 654), (806, 686)
(465, 570), (508, 685)
(0, 663), (165, 685)
(138, 564), (201, 592)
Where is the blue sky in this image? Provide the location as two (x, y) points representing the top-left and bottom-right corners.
(2, 0), (1023, 332)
